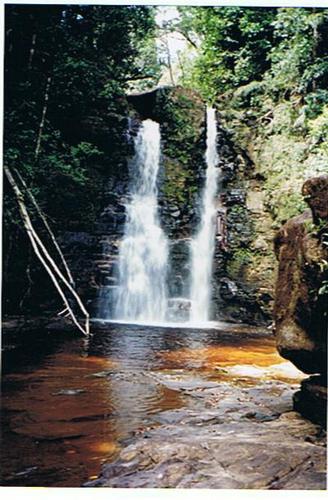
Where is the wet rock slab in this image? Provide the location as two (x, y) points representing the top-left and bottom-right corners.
(86, 376), (326, 490)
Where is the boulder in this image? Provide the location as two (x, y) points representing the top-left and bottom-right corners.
(274, 210), (327, 373)
(274, 175), (328, 424)
(302, 175), (328, 222)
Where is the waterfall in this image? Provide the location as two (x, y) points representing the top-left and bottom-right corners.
(114, 119), (169, 322)
(189, 107), (220, 322)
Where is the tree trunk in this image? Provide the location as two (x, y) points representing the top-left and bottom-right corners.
(3, 229), (14, 285)
(312, 21), (319, 92)
(19, 247), (33, 310)
(164, 35), (175, 86)
(177, 51), (185, 82)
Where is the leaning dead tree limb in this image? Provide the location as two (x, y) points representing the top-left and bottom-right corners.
(4, 166), (90, 336)
(10, 170), (89, 331)
(28, 223), (90, 334)
(35, 75), (52, 161)
(14, 168), (75, 288)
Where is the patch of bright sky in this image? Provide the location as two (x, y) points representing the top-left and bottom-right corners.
(155, 6), (180, 26)
(155, 6), (189, 64)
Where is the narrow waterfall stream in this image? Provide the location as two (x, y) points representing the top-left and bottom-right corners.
(189, 107), (220, 322)
(114, 119), (169, 322)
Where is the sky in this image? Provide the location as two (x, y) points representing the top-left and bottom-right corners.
(155, 6), (189, 65)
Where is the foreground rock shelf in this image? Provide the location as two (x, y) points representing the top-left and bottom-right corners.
(86, 371), (326, 489)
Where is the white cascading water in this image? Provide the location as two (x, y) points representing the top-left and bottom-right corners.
(189, 107), (220, 322)
(114, 119), (169, 322)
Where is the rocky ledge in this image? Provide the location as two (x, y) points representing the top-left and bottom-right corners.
(85, 371), (326, 489)
(274, 175), (328, 426)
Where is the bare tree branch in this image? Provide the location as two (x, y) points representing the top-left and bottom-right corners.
(4, 166), (90, 336)
(14, 168), (75, 289)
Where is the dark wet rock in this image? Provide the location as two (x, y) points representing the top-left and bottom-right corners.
(274, 210), (327, 374)
(242, 411), (280, 422)
(171, 210), (181, 218)
(154, 409), (224, 426)
(127, 87), (167, 122)
(219, 278), (239, 300)
(302, 175), (328, 222)
(166, 239), (191, 300)
(293, 375), (327, 427)
(224, 189), (246, 206)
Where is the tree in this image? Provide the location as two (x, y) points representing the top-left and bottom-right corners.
(175, 7), (277, 101)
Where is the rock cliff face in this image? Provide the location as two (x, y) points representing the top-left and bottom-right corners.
(214, 125), (271, 324)
(274, 175), (328, 425)
(90, 86), (272, 322)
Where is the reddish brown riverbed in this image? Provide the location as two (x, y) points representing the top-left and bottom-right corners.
(1, 321), (304, 487)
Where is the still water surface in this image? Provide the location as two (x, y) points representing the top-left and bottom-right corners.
(1, 322), (299, 487)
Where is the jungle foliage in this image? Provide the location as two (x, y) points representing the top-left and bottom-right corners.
(175, 7), (328, 223)
(4, 4), (159, 231)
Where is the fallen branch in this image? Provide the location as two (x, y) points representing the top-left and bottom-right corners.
(58, 307), (69, 316)
(14, 168), (75, 288)
(4, 166), (89, 335)
(11, 169), (89, 333)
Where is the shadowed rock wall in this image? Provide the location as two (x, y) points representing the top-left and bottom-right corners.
(274, 175), (328, 425)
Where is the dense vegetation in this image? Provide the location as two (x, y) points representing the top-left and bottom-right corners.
(175, 7), (328, 224)
(4, 4), (158, 228)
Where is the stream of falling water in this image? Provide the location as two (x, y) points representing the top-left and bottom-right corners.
(189, 107), (220, 322)
(114, 119), (169, 322)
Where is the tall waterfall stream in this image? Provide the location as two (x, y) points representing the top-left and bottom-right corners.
(189, 107), (219, 322)
(114, 119), (169, 322)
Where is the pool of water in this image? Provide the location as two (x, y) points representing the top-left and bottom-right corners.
(0, 321), (303, 487)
